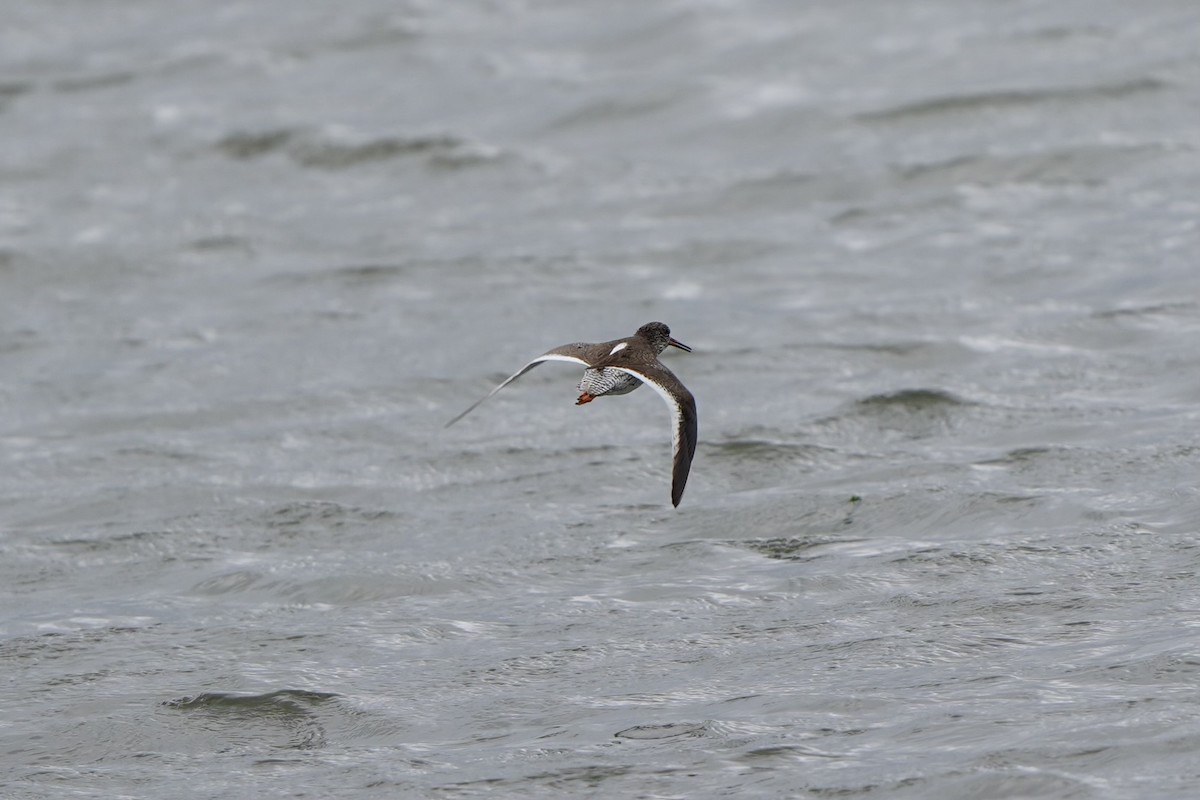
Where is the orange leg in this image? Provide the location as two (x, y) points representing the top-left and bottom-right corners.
(575, 393), (595, 405)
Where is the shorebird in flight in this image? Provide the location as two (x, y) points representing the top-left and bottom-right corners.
(446, 322), (697, 507)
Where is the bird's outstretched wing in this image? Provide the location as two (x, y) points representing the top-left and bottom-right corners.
(444, 348), (591, 428)
(603, 363), (697, 507)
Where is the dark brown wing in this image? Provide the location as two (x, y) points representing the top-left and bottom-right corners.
(603, 363), (697, 507)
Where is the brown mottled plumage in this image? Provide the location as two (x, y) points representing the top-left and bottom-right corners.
(445, 322), (697, 507)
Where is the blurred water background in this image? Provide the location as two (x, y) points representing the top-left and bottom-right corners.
(3, 1), (1200, 797)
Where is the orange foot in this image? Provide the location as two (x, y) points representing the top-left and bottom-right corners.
(575, 393), (595, 405)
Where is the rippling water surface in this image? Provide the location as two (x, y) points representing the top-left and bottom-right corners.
(4, 1), (1200, 797)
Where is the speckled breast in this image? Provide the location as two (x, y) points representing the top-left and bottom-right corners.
(577, 367), (642, 398)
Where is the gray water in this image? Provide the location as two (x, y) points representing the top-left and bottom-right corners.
(4, 1), (1200, 797)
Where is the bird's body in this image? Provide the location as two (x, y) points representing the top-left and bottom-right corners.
(575, 367), (640, 404)
(445, 322), (697, 507)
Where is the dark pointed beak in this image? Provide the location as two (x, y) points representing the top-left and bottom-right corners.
(668, 337), (692, 353)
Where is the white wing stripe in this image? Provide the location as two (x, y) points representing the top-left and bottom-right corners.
(445, 353), (592, 427)
(606, 366), (683, 461)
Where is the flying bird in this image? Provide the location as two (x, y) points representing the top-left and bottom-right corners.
(445, 322), (697, 507)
